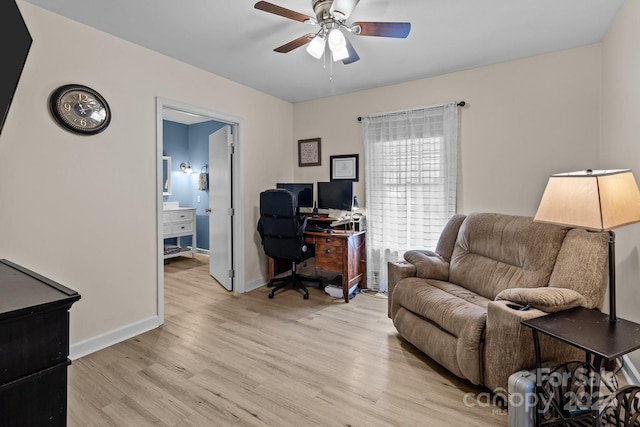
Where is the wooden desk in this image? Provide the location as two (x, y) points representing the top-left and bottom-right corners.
(268, 229), (367, 303)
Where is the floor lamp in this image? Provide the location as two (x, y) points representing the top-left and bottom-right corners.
(534, 169), (640, 322)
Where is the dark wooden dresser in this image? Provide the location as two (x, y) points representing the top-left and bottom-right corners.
(0, 259), (80, 426)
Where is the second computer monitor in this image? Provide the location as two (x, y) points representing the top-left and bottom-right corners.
(317, 181), (354, 211)
(275, 183), (314, 208)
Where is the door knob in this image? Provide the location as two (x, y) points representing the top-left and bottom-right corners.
(205, 208), (212, 213)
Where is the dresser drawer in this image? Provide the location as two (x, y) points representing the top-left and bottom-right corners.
(316, 244), (344, 271)
(0, 308), (70, 384)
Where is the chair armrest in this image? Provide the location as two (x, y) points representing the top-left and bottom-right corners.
(387, 261), (416, 318)
(495, 287), (588, 313)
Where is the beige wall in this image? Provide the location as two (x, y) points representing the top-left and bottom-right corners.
(0, 2), (294, 345)
(602, 0), (640, 372)
(294, 45), (602, 217)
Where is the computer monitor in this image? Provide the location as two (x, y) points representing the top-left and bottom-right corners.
(317, 181), (354, 211)
(275, 183), (314, 208)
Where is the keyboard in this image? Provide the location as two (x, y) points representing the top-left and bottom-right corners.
(305, 225), (329, 233)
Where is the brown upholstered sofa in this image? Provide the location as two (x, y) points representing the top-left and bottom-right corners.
(388, 212), (609, 392)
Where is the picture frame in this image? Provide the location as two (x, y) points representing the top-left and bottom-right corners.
(330, 154), (359, 182)
(298, 138), (321, 166)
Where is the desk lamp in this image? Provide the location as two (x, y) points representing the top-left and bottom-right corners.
(534, 169), (640, 321)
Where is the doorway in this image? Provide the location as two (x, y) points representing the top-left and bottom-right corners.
(156, 97), (245, 324)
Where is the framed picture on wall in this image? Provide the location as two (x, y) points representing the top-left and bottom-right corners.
(330, 154), (359, 181)
(298, 138), (321, 166)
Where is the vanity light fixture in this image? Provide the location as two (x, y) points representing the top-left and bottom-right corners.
(180, 162), (194, 174)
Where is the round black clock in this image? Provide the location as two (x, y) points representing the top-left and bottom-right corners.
(49, 84), (111, 135)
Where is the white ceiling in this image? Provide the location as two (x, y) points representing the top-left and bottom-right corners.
(24, 0), (624, 104)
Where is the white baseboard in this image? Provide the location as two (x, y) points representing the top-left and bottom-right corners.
(69, 315), (161, 360)
(196, 248), (210, 255)
(245, 277), (267, 292)
(622, 355), (640, 385)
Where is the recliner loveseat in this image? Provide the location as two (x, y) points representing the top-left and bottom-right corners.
(388, 212), (609, 392)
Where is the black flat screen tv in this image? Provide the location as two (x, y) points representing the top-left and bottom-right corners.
(276, 183), (314, 208)
(0, 1), (32, 135)
(317, 181), (353, 211)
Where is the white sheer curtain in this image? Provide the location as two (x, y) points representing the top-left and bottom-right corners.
(363, 102), (458, 293)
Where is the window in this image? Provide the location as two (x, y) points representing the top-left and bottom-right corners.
(363, 103), (459, 292)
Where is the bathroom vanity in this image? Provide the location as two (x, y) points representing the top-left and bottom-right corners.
(163, 202), (197, 259)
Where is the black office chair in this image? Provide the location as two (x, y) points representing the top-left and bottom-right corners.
(257, 189), (322, 299)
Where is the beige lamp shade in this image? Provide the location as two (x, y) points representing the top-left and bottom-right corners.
(534, 169), (640, 230)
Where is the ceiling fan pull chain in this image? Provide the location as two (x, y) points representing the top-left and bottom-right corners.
(323, 46), (328, 74)
(330, 55), (334, 82)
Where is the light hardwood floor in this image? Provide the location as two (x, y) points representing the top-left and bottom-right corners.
(67, 254), (507, 426)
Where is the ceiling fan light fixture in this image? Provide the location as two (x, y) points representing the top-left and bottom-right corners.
(255, 1), (411, 65)
(332, 45), (349, 61)
(328, 28), (348, 61)
(328, 28), (346, 50)
(306, 34), (326, 59)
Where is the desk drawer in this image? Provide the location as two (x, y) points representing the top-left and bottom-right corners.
(316, 244), (343, 271)
(317, 236), (342, 247)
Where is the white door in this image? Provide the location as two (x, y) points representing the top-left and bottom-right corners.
(209, 125), (233, 290)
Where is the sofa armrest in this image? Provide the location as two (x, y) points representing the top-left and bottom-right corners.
(404, 250), (450, 281)
(495, 287), (588, 313)
(387, 260), (416, 318)
(484, 300), (583, 392)
(484, 301), (546, 392)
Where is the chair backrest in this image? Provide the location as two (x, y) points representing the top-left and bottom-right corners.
(257, 189), (307, 261)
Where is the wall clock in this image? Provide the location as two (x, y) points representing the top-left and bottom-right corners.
(49, 84), (111, 135)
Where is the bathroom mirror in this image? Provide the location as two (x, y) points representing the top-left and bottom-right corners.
(163, 156), (171, 196)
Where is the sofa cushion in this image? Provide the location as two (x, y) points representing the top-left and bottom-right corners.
(392, 277), (490, 384)
(435, 214), (466, 262)
(449, 213), (569, 300)
(547, 228), (609, 309)
(392, 278), (489, 342)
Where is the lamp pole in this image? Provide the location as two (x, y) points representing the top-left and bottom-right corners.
(608, 230), (617, 322)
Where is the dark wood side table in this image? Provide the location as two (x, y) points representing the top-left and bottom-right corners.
(0, 259), (81, 426)
(522, 306), (640, 427)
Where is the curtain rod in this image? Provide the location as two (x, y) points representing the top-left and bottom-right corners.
(357, 101), (466, 122)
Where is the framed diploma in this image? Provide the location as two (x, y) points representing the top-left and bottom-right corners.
(330, 154), (359, 181)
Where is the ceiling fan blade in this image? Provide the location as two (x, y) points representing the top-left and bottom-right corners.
(254, 1), (313, 23)
(274, 34), (314, 53)
(330, 0), (360, 20)
(352, 22), (411, 38)
(342, 37), (360, 65)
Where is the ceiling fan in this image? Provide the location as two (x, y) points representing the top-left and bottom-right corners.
(254, 0), (411, 65)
